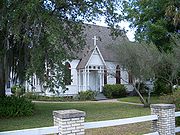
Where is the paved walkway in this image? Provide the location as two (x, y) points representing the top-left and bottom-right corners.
(32, 99), (118, 104)
(118, 101), (144, 106)
(33, 99), (144, 106)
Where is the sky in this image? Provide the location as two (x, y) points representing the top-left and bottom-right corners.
(44, 0), (135, 41)
(94, 20), (135, 42)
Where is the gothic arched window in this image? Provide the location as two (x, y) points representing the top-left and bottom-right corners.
(128, 72), (133, 84)
(64, 62), (71, 85)
(116, 65), (121, 84)
(104, 70), (107, 85)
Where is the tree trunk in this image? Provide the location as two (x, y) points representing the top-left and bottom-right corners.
(133, 83), (150, 107)
(0, 59), (5, 96)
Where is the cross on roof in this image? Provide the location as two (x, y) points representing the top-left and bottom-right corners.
(92, 36), (98, 46)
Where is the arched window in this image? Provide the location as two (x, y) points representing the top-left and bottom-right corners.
(116, 65), (121, 84)
(64, 62), (71, 85)
(128, 72), (133, 84)
(104, 70), (107, 85)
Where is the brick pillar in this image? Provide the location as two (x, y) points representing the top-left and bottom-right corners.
(151, 104), (175, 135)
(53, 109), (86, 135)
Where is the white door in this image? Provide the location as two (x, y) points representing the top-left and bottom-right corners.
(89, 71), (100, 91)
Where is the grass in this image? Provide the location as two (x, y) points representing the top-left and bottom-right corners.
(0, 102), (150, 134)
(119, 96), (162, 104)
(86, 122), (151, 135)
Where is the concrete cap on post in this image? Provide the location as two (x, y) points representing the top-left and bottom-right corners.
(53, 109), (86, 119)
(53, 109), (86, 135)
(150, 104), (175, 109)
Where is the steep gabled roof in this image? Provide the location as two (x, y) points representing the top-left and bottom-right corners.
(77, 45), (107, 69)
(76, 48), (94, 69)
(76, 24), (129, 69)
(77, 24), (128, 62)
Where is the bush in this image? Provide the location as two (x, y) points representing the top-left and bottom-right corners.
(160, 90), (180, 126)
(103, 84), (127, 98)
(77, 90), (96, 101)
(0, 96), (34, 118)
(23, 92), (40, 100)
(23, 92), (74, 101)
(154, 79), (172, 95)
(11, 85), (25, 97)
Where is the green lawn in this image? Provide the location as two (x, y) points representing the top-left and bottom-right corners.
(119, 96), (162, 104)
(0, 102), (150, 133)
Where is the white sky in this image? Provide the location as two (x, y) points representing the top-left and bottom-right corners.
(93, 20), (135, 42)
(119, 21), (135, 42)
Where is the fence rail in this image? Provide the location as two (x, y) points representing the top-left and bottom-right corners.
(144, 132), (159, 135)
(0, 107), (179, 135)
(175, 112), (180, 117)
(176, 127), (180, 133)
(0, 126), (58, 135)
(84, 115), (158, 129)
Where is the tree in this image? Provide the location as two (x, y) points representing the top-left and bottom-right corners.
(113, 40), (160, 107)
(113, 37), (180, 106)
(122, 0), (180, 52)
(0, 0), (120, 96)
(121, 0), (180, 98)
(153, 35), (180, 94)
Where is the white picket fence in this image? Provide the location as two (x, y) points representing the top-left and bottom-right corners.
(0, 111), (180, 135)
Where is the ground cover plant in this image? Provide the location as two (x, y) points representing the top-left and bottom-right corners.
(0, 102), (150, 133)
(0, 96), (34, 118)
(76, 90), (96, 101)
(160, 90), (180, 126)
(23, 92), (75, 101)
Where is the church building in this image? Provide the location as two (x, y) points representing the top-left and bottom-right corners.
(50, 24), (132, 96)
(60, 24), (134, 96)
(6, 24), (134, 96)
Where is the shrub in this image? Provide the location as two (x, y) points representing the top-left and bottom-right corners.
(77, 90), (96, 101)
(160, 90), (180, 126)
(24, 92), (41, 100)
(103, 84), (127, 98)
(11, 85), (25, 97)
(0, 96), (34, 118)
(24, 92), (74, 101)
(154, 79), (172, 95)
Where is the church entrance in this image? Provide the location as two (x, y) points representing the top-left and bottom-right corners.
(77, 36), (106, 93)
(89, 70), (100, 91)
(78, 65), (105, 92)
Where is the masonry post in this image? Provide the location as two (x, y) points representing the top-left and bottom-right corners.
(53, 109), (86, 135)
(151, 104), (175, 135)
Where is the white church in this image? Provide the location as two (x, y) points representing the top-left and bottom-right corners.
(6, 24), (134, 96)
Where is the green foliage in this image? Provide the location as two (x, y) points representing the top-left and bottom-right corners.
(122, 0), (180, 52)
(0, 102), (150, 132)
(11, 85), (25, 97)
(0, 0), (121, 95)
(23, 92), (40, 100)
(154, 79), (172, 95)
(0, 96), (34, 118)
(160, 90), (180, 125)
(77, 90), (96, 101)
(113, 42), (160, 81)
(23, 92), (74, 101)
(103, 84), (127, 98)
(160, 90), (180, 110)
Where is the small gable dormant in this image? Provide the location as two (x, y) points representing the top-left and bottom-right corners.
(86, 47), (105, 67)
